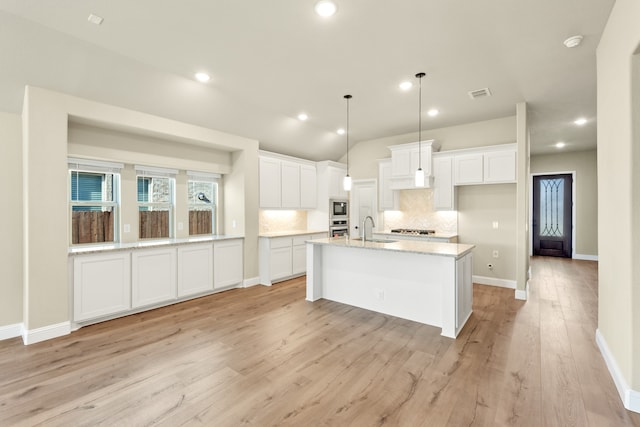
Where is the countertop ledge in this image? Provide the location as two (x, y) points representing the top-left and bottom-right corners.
(69, 235), (244, 255)
(259, 230), (328, 238)
(308, 237), (474, 258)
(373, 231), (458, 239)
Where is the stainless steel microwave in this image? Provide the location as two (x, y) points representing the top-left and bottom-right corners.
(330, 199), (348, 218)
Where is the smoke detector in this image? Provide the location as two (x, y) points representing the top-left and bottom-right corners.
(563, 35), (583, 48)
(468, 88), (492, 100)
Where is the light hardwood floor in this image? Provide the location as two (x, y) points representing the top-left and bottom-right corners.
(1, 256), (639, 426)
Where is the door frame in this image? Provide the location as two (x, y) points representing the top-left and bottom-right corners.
(350, 179), (378, 238)
(529, 171), (576, 258)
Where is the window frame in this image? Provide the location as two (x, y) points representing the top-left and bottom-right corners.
(68, 158), (122, 246)
(187, 171), (220, 236)
(136, 166), (177, 240)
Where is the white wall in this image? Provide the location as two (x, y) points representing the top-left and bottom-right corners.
(596, 0), (640, 400)
(0, 112), (22, 327)
(531, 150), (598, 257)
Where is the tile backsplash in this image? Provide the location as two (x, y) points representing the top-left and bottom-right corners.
(382, 188), (458, 233)
(259, 210), (308, 233)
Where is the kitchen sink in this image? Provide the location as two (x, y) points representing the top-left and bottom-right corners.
(351, 238), (397, 244)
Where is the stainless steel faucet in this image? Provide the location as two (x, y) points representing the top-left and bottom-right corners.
(362, 215), (375, 242)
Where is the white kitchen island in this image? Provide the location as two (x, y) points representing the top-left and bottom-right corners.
(306, 237), (475, 338)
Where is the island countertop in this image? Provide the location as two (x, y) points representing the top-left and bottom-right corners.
(308, 237), (474, 258)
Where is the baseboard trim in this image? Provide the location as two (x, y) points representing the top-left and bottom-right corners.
(472, 275), (516, 289)
(515, 281), (529, 301)
(596, 329), (640, 413)
(0, 323), (23, 341)
(22, 321), (71, 345)
(242, 276), (260, 288)
(574, 254), (598, 261)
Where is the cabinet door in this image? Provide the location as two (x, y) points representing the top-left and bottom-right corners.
(132, 248), (177, 308)
(453, 153), (483, 185)
(378, 159), (398, 211)
(214, 239), (244, 289)
(433, 155), (455, 210)
(281, 161), (301, 208)
(299, 164), (317, 209)
(269, 246), (293, 281)
(259, 157), (282, 208)
(484, 149), (516, 183)
(391, 148), (412, 178)
(74, 252), (131, 322)
(177, 244), (213, 297)
(455, 253), (473, 329)
(292, 244), (307, 275)
(328, 166), (348, 199)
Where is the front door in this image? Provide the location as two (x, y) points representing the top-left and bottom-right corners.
(532, 174), (573, 257)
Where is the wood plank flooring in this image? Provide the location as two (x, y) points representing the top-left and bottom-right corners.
(1, 256), (639, 426)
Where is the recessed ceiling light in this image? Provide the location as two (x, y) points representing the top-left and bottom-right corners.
(297, 113), (308, 121)
(555, 142), (566, 148)
(563, 35), (583, 48)
(195, 72), (210, 83)
(337, 128), (345, 135)
(399, 81), (412, 91)
(427, 109), (439, 117)
(87, 13), (104, 25)
(574, 117), (587, 125)
(315, 1), (337, 17)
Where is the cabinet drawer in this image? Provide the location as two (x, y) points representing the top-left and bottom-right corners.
(269, 237), (292, 249)
(292, 235), (311, 246)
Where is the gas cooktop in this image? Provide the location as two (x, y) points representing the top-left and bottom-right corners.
(390, 228), (436, 235)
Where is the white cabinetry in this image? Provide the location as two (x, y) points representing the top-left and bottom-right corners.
(433, 154), (455, 211)
(177, 244), (213, 297)
(213, 239), (244, 289)
(73, 252), (131, 322)
(259, 152), (317, 209)
(453, 153), (484, 185)
(328, 165), (348, 200)
(388, 140), (440, 189)
(132, 248), (177, 308)
(259, 233), (326, 285)
(455, 252), (473, 331)
(259, 156), (282, 208)
(299, 164), (318, 209)
(378, 159), (399, 211)
(452, 144), (516, 186)
(484, 149), (517, 183)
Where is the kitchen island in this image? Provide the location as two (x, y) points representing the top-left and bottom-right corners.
(306, 237), (475, 338)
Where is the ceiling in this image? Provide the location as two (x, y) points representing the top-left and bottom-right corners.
(0, 0), (614, 161)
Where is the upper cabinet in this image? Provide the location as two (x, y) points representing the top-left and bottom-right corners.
(432, 154), (455, 211)
(326, 164), (348, 200)
(378, 159), (399, 211)
(452, 144), (517, 186)
(259, 151), (317, 209)
(388, 140), (440, 190)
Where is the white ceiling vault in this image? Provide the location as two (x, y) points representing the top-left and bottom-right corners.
(0, 0), (614, 161)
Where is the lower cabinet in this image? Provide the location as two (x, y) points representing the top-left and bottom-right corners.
(73, 252), (131, 322)
(71, 238), (244, 324)
(178, 243), (214, 297)
(455, 252), (473, 331)
(259, 233), (326, 285)
(213, 239), (244, 289)
(132, 248), (177, 308)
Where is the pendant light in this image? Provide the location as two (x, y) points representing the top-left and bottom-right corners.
(343, 94), (353, 192)
(415, 72), (426, 187)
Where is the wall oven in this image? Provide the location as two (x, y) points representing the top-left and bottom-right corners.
(329, 219), (349, 237)
(330, 199), (348, 218)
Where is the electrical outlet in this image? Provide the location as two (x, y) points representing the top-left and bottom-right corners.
(493, 250), (499, 258)
(375, 289), (385, 300)
(232, 220), (237, 228)
(124, 224), (130, 233)
(492, 221), (499, 229)
(178, 222), (184, 231)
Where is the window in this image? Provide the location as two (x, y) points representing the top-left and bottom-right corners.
(68, 159), (122, 245)
(136, 166), (176, 239)
(187, 171), (220, 235)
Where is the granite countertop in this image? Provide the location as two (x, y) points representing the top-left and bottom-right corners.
(69, 235), (244, 255)
(259, 230), (328, 238)
(308, 236), (474, 258)
(373, 231), (458, 240)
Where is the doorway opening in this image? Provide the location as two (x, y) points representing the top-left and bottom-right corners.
(532, 173), (574, 257)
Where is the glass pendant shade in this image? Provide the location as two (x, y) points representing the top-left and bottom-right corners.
(415, 168), (425, 187)
(343, 175), (352, 191)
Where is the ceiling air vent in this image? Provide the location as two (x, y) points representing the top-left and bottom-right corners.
(468, 87), (492, 100)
